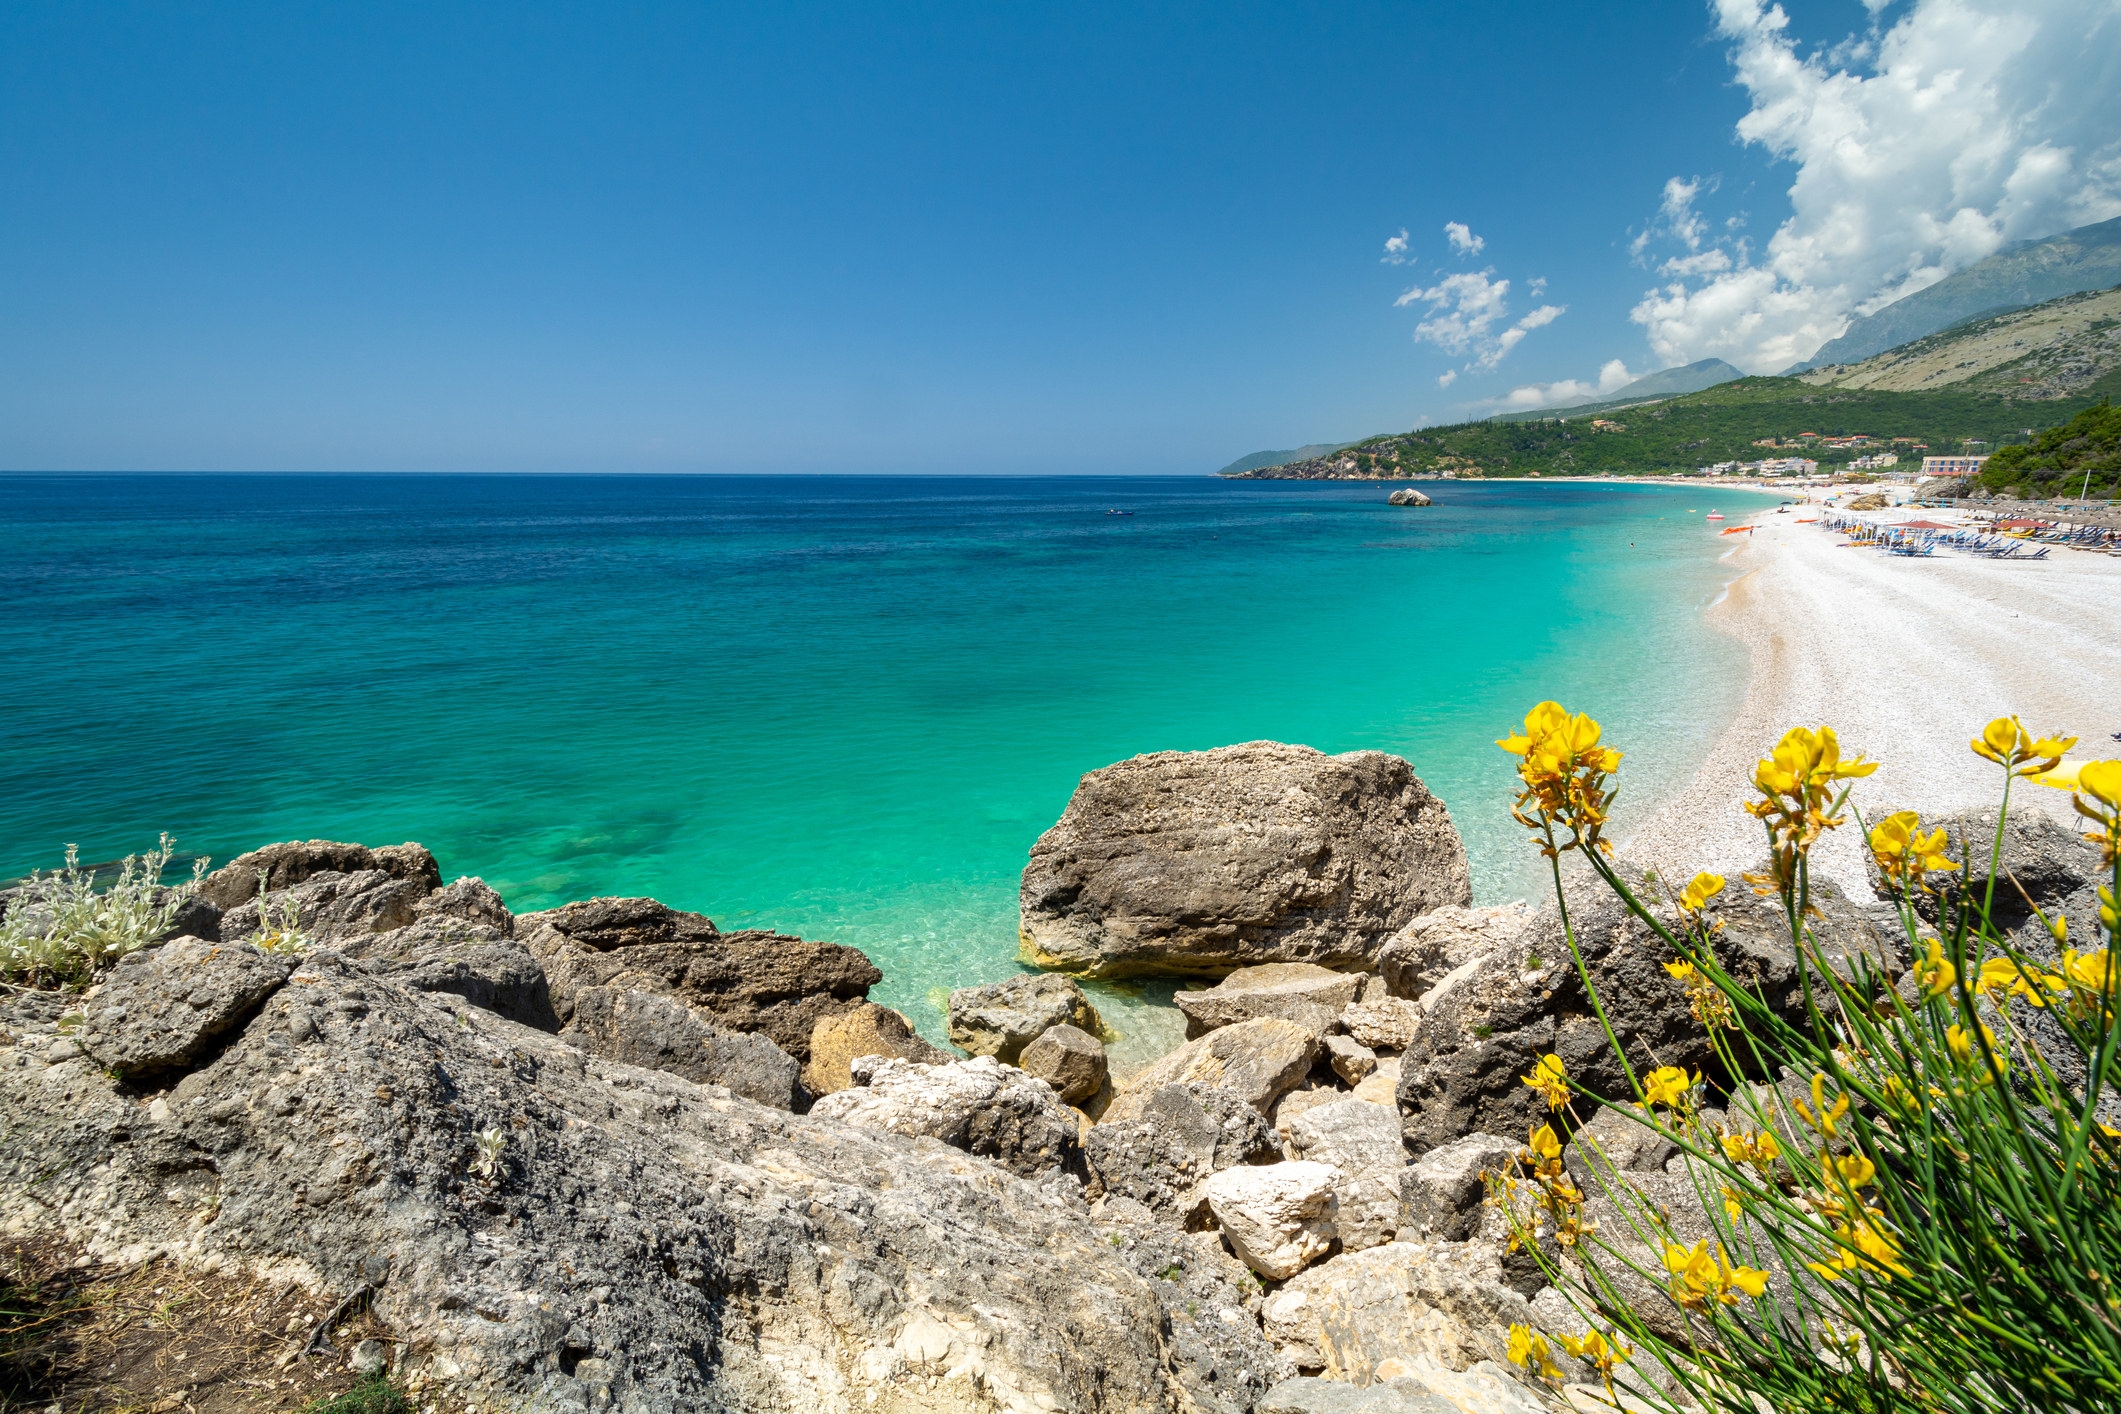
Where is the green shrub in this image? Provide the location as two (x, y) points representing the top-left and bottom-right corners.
(0, 835), (206, 989)
(300, 1374), (411, 1414)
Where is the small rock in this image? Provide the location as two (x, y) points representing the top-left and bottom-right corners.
(946, 972), (1102, 1062)
(1084, 1081), (1279, 1220)
(1102, 1017), (1320, 1124)
(1202, 1160), (1342, 1279)
(803, 1002), (951, 1096)
(1340, 996), (1423, 1050)
(1174, 963), (1364, 1040)
(1324, 1033), (1377, 1085)
(809, 1055), (1082, 1178)
(1273, 1085), (1348, 1140)
(1017, 1022), (1107, 1104)
(348, 1339), (387, 1377)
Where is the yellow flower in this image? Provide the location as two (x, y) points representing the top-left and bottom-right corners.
(1970, 716), (2076, 777)
(2081, 760), (2121, 808)
(1643, 1065), (1698, 1110)
(1795, 1073), (1849, 1138)
(1498, 702), (1624, 857)
(1664, 959), (1697, 983)
(1868, 811), (1956, 890)
(1521, 1053), (1569, 1112)
(1556, 1328), (1629, 1385)
(1946, 1021), (2001, 1069)
(1679, 871), (1725, 912)
(1662, 1238), (1772, 1306)
(1830, 1154), (1876, 1191)
(1743, 726), (1878, 894)
(1721, 1185), (1743, 1223)
(1913, 937), (1956, 1000)
(1527, 1123), (1563, 1165)
(1506, 1323), (1562, 1380)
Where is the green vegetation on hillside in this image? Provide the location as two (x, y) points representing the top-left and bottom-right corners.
(1978, 400), (2121, 496)
(1232, 371), (2121, 479)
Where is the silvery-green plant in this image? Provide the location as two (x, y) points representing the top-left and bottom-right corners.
(471, 1127), (508, 1183)
(250, 867), (311, 955)
(0, 834), (207, 989)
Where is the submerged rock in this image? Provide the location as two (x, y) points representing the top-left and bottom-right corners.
(1020, 742), (1471, 979)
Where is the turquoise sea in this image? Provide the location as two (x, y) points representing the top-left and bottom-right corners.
(1, 474), (1777, 1041)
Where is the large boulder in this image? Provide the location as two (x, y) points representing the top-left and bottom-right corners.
(1376, 904), (1534, 1001)
(1394, 868), (1900, 1157)
(804, 1001), (953, 1096)
(808, 1054), (1082, 1178)
(76, 936), (294, 1077)
(1174, 963), (1364, 1039)
(946, 972), (1102, 1062)
(1386, 489), (1433, 507)
(1084, 1081), (1279, 1220)
(1201, 1161), (1342, 1279)
(517, 896), (881, 1062)
(2, 953), (1198, 1413)
(1020, 743), (1471, 979)
(1257, 1240), (1536, 1383)
(559, 987), (805, 1110)
(1102, 1018), (1321, 1125)
(195, 839), (440, 910)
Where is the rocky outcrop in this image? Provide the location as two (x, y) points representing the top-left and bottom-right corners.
(1083, 1081), (1280, 1220)
(195, 839), (440, 910)
(221, 868), (429, 946)
(946, 972), (1102, 1062)
(76, 936), (294, 1077)
(804, 1002), (952, 1096)
(3, 951), (1200, 1413)
(558, 987), (805, 1110)
(1175, 964), (1364, 1040)
(1096, 1206), (1294, 1414)
(412, 875), (515, 934)
(1103, 1018), (1320, 1125)
(1201, 1161), (1342, 1279)
(336, 920), (557, 1030)
(808, 1054), (1083, 1178)
(1020, 743), (1471, 978)
(1386, 489), (1433, 507)
(1019, 1023), (1108, 1105)
(518, 896), (881, 1062)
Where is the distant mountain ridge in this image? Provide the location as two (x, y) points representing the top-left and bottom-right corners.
(1796, 213), (2121, 369)
(1214, 442), (1353, 476)
(1496, 358), (1745, 422)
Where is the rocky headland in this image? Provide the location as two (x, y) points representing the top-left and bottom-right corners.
(4, 745), (2102, 1413)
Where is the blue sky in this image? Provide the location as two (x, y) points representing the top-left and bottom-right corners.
(3, 1), (2115, 473)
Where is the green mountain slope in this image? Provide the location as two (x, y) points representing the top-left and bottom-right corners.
(1801, 214), (2121, 368)
(1516, 358), (1745, 420)
(1214, 442), (1353, 476)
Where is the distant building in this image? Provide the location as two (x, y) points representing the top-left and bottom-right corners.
(1759, 457), (1818, 476)
(1921, 455), (1990, 477)
(1848, 452), (1899, 469)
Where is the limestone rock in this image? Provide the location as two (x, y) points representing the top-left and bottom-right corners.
(809, 1054), (1082, 1178)
(1386, 488), (1433, 507)
(1202, 1160), (1343, 1279)
(518, 895), (880, 1062)
(1258, 1240), (1534, 1382)
(804, 1001), (952, 1096)
(1019, 1022), (1108, 1104)
(1287, 1098), (1405, 1251)
(1259, 1375), (1456, 1413)
(1325, 1033), (1378, 1085)
(220, 869), (429, 947)
(1020, 742), (1471, 978)
(195, 839), (440, 910)
(338, 919), (557, 1030)
(2, 953), (1192, 1413)
(1084, 1081), (1278, 1220)
(1398, 1134), (1519, 1243)
(946, 971), (1102, 1062)
(1274, 1085), (1351, 1140)
(1342, 996), (1424, 1050)
(77, 936), (293, 1076)
(560, 987), (805, 1110)
(1103, 1017), (1320, 1124)
(1563, 1103), (1676, 1194)
(1377, 903), (1534, 1000)
(411, 876), (514, 935)
(1175, 963), (1365, 1039)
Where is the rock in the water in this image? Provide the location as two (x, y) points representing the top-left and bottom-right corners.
(1020, 742), (1471, 978)
(1287, 1098), (1405, 1251)
(1174, 963), (1365, 1039)
(1103, 1017), (1320, 1124)
(1386, 488), (1433, 507)
(1398, 1134), (1519, 1243)
(1341, 996), (1424, 1050)
(947, 971), (1102, 1062)
(220, 869), (429, 947)
(195, 839), (440, 910)
(77, 936), (293, 1077)
(1019, 1022), (1108, 1104)
(1203, 1161), (1342, 1279)
(809, 1054), (1082, 1178)
(518, 895), (880, 1062)
(1258, 1240), (1535, 1383)
(1395, 868), (1899, 1157)
(1084, 1081), (1279, 1220)
(803, 1000), (952, 1096)
(2, 953), (1191, 1413)
(1259, 1374), (1457, 1413)
(412, 875), (515, 935)
(1325, 1033), (1378, 1085)
(560, 987), (805, 1110)
(1376, 903), (1534, 1000)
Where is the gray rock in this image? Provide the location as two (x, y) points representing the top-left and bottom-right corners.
(1272, 1085), (1349, 1141)
(809, 1054), (1082, 1178)
(946, 971), (1102, 1062)
(1324, 1033), (1378, 1085)
(349, 1339), (388, 1377)
(1258, 1241), (1535, 1385)
(1201, 1161), (1342, 1279)
(3, 951), (1193, 1413)
(1095, 1206), (1294, 1414)
(803, 1001), (953, 1096)
(1564, 1102), (1677, 1194)
(1084, 1081), (1279, 1220)
(220, 869), (429, 947)
(77, 936), (293, 1077)
(335, 917), (557, 1030)
(1019, 1022), (1108, 1105)
(1395, 866), (1900, 1157)
(1260, 1375), (1455, 1413)
(1020, 742), (1471, 979)
(195, 839), (440, 910)
(1287, 1097), (1405, 1251)
(518, 895), (880, 1062)
(1376, 903), (1534, 1000)
(1398, 1133), (1519, 1243)
(1339, 996), (1422, 1051)
(1385, 488), (1433, 507)
(1175, 963), (1365, 1039)
(412, 876), (515, 935)
(1103, 1017), (1321, 1124)
(560, 987), (805, 1110)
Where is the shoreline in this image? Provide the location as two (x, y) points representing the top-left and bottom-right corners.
(1622, 501), (2121, 894)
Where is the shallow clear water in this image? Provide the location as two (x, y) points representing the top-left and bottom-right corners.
(0, 474), (1776, 1042)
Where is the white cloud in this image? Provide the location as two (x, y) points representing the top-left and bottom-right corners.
(1382, 228), (1411, 264)
(1444, 221), (1486, 255)
(1631, 0), (2121, 372)
(1396, 271), (1567, 370)
(1437, 369), (1458, 388)
(1479, 359), (1640, 413)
